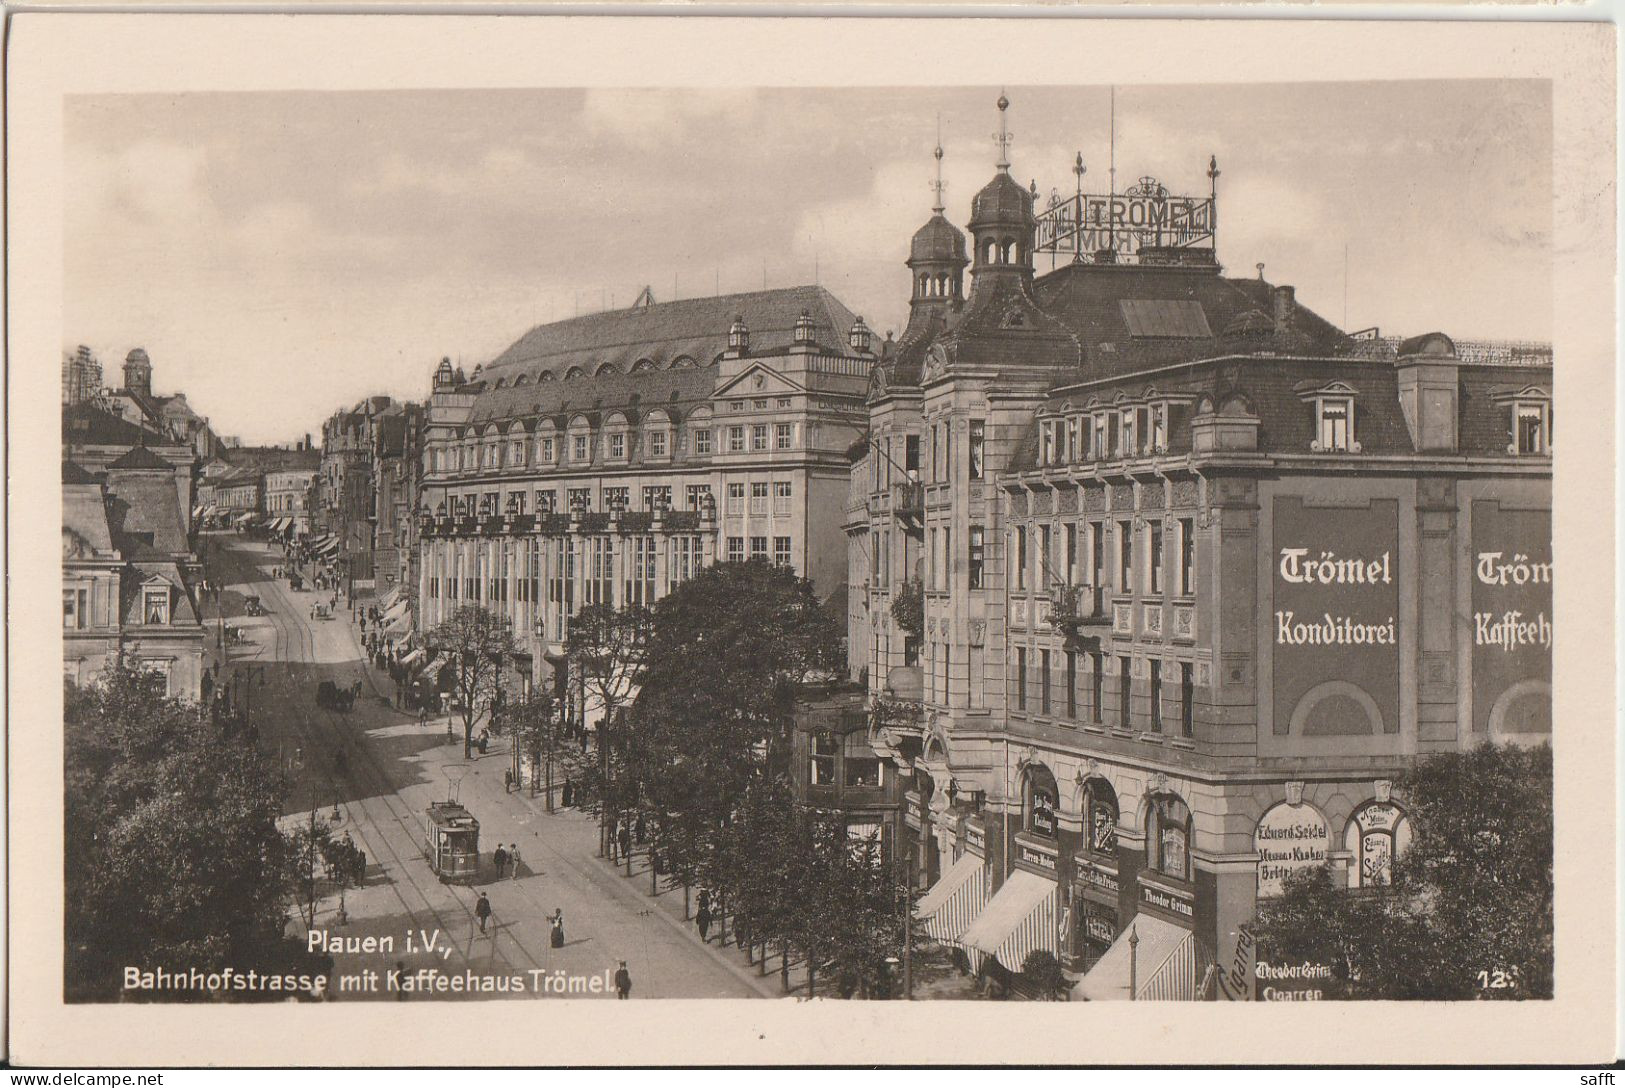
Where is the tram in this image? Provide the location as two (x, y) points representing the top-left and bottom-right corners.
(423, 801), (480, 884)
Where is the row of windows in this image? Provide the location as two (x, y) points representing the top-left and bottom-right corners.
(423, 533), (709, 618)
(1014, 647), (1196, 737)
(431, 422), (798, 474)
(1038, 402), (1179, 466)
(868, 419), (987, 491)
(483, 355), (708, 388)
(437, 483), (716, 518)
(724, 536), (794, 566)
(723, 480), (795, 517)
(1012, 517), (1197, 598)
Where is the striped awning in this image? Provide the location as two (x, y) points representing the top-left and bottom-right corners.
(960, 868), (1058, 972)
(916, 850), (990, 944)
(383, 598), (410, 625)
(400, 648), (426, 668)
(379, 587), (404, 613)
(385, 609), (413, 636)
(1078, 911), (1197, 1001)
(315, 537), (341, 557)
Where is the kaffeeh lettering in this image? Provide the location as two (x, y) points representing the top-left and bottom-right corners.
(1473, 610), (1553, 650)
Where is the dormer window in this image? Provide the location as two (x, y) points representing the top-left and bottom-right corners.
(1150, 403), (1169, 453)
(142, 585), (170, 626)
(1498, 388), (1552, 455)
(1299, 382), (1362, 453)
(1040, 420), (1058, 466)
(1316, 398), (1353, 452)
(608, 431), (626, 460)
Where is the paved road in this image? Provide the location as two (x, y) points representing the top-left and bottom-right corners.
(206, 536), (767, 1000)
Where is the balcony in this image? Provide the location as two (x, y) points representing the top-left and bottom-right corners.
(1048, 583), (1110, 643)
(893, 481), (924, 534)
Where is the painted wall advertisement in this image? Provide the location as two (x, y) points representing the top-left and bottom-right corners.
(1470, 502), (1552, 736)
(1254, 802), (1330, 899)
(1272, 497), (1400, 736)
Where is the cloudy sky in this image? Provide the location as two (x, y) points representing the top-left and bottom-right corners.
(65, 81), (1551, 445)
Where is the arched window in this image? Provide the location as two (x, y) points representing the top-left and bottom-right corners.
(596, 362), (620, 378)
(632, 358), (656, 373)
(1022, 763), (1059, 837)
(1000, 238), (1015, 262)
(565, 366), (585, 380)
(1345, 801), (1412, 888)
(919, 274), (930, 296)
(493, 377), (508, 389)
(1082, 777), (1119, 856)
(537, 371), (555, 383)
(982, 238), (997, 265)
(1145, 792), (1192, 882)
(513, 374), (530, 387)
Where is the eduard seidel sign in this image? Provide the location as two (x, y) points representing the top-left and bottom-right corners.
(1255, 802), (1330, 899)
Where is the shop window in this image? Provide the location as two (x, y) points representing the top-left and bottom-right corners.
(1345, 801), (1413, 888)
(1083, 778), (1119, 856)
(809, 733), (838, 786)
(1146, 793), (1193, 882)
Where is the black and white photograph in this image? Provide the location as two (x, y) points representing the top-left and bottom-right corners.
(7, 13), (1617, 1069)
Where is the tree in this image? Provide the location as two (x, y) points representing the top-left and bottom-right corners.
(566, 602), (654, 855)
(505, 689), (584, 810)
(427, 605), (518, 759)
(65, 667), (319, 1001)
(1021, 949), (1069, 1001)
(1254, 742), (1552, 1000)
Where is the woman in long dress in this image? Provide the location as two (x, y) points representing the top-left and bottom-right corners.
(549, 910), (565, 948)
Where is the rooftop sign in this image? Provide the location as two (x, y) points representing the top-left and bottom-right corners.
(1036, 174), (1216, 263)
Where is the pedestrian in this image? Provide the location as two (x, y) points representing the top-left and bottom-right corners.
(635, 812), (647, 845)
(493, 844), (508, 878)
(696, 904), (712, 943)
(614, 961), (632, 1000)
(475, 892), (492, 934)
(477, 730), (489, 755)
(698, 888), (711, 915)
(562, 779), (574, 807)
(419, 706), (429, 730)
(549, 910), (565, 948)
(508, 844), (522, 879)
(618, 824), (631, 861)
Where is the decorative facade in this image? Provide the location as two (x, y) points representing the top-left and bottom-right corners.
(417, 285), (871, 699)
(849, 97), (1554, 999)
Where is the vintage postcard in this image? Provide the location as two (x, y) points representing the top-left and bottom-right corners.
(6, 13), (1617, 1067)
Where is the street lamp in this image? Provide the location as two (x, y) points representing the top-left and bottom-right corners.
(1128, 924), (1140, 1001)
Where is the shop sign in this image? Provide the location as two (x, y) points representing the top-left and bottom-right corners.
(1471, 503), (1552, 735)
(1345, 801), (1411, 888)
(1254, 802), (1330, 899)
(964, 823), (986, 857)
(1254, 954), (1335, 1001)
(1076, 859), (1120, 901)
(1139, 881), (1195, 921)
(1030, 793), (1058, 837)
(1216, 922), (1256, 1001)
(1271, 497), (1400, 736)
(1020, 845), (1058, 872)
(1083, 904), (1117, 946)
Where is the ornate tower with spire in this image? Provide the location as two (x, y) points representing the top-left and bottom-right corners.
(967, 93), (1037, 294)
(907, 137), (969, 318)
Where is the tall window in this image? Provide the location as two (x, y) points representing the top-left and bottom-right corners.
(773, 480), (792, 515)
(1147, 794), (1193, 881)
(774, 423), (793, 450)
(1039, 649), (1052, 714)
(1039, 524), (1053, 588)
(1041, 420), (1058, 466)
(1118, 520), (1134, 594)
(1148, 521), (1164, 595)
(1118, 656), (1131, 727)
(968, 525), (985, 590)
(1178, 518), (1196, 596)
(1091, 651), (1104, 722)
(773, 536), (792, 567)
(728, 426), (746, 453)
(1066, 651), (1078, 718)
(686, 484), (712, 510)
(905, 434), (921, 473)
(63, 587), (88, 630)
(1149, 659), (1163, 732)
(1180, 661), (1194, 738)
(968, 420), (985, 480)
(810, 733), (838, 785)
(649, 429), (668, 458)
(1316, 398), (1353, 452)
(642, 485), (672, 511)
(751, 424), (769, 451)
(1065, 523), (1079, 584)
(727, 536), (745, 562)
(750, 536), (768, 560)
(749, 482), (768, 515)
(1015, 526), (1029, 591)
(572, 434), (589, 462)
(1015, 647), (1028, 710)
(1150, 403), (1169, 452)
(726, 483), (745, 515)
(1092, 521), (1106, 587)
(143, 587), (169, 626)
(694, 428), (713, 456)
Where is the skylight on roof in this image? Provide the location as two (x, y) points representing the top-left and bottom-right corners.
(1120, 299), (1213, 339)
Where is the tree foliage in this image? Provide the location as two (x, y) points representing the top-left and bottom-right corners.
(65, 667), (318, 1001)
(1255, 742), (1552, 1000)
(428, 605), (518, 758)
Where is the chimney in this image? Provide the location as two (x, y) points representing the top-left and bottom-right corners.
(1272, 285), (1295, 334)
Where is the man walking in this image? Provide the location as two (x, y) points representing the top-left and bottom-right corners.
(508, 844), (522, 879)
(614, 961), (632, 1000)
(475, 891), (492, 934)
(696, 902), (712, 943)
(493, 844), (508, 879)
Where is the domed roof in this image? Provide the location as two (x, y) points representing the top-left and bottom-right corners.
(125, 347), (150, 365)
(909, 213), (968, 265)
(969, 171), (1034, 229)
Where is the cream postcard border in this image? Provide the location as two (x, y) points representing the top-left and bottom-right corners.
(6, 14), (1616, 1066)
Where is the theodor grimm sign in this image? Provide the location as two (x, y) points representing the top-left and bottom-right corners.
(1271, 497), (1401, 737)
